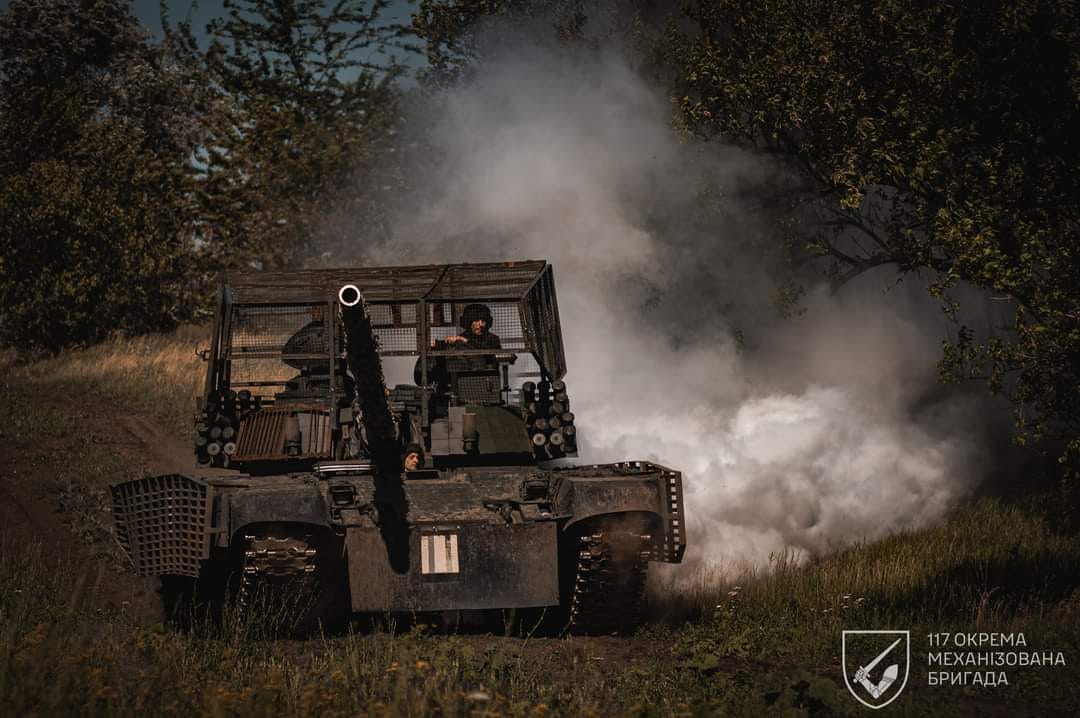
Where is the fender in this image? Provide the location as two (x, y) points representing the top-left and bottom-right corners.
(559, 476), (665, 529)
(226, 483), (331, 540)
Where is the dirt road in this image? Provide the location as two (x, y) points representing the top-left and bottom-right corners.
(0, 379), (212, 622)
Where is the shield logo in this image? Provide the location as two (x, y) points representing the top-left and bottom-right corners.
(842, 630), (910, 709)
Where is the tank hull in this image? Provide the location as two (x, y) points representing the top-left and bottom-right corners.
(111, 461), (685, 615)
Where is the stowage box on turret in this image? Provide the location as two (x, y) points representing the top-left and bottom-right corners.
(111, 261), (686, 633)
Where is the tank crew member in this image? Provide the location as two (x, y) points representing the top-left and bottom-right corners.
(439, 303), (502, 350)
(414, 303), (502, 390)
(403, 444), (425, 472)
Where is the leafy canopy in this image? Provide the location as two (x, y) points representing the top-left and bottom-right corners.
(0, 0), (207, 353)
(166, 0), (419, 269)
(668, 0), (1080, 451)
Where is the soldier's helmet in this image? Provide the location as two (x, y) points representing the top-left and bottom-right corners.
(459, 303), (494, 331)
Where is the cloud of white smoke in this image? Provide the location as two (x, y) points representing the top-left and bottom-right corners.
(363, 42), (990, 572)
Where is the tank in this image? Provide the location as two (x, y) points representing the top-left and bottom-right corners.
(110, 260), (686, 634)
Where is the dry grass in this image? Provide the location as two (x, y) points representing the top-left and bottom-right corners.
(5, 325), (207, 437)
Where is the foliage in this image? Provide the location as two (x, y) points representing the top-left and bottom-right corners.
(165, 0), (419, 269)
(0, 1), (418, 355)
(0, 0), (209, 353)
(666, 0), (1080, 453)
(412, 0), (660, 86)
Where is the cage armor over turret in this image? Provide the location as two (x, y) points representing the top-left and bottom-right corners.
(110, 260), (686, 634)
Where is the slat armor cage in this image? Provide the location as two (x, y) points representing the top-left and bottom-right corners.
(111, 474), (214, 577)
(221, 260), (567, 380)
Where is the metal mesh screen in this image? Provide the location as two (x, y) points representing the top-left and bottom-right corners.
(229, 304), (335, 402)
(227, 261), (547, 303)
(373, 326), (418, 354)
(425, 263), (541, 301)
(523, 267), (566, 378)
(111, 474), (213, 577)
(453, 371), (503, 405)
(231, 304), (330, 355)
(428, 302), (525, 352)
(219, 263), (566, 397)
(367, 302), (421, 355)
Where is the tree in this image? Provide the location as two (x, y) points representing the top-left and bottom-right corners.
(166, 0), (419, 269)
(0, 0), (208, 353)
(667, 0), (1080, 454)
(412, 0), (664, 85)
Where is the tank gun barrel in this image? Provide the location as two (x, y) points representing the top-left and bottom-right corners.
(339, 284), (398, 470)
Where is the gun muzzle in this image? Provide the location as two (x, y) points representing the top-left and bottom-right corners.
(338, 283), (362, 307)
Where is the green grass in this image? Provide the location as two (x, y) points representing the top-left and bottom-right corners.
(1, 541), (690, 717)
(665, 503), (1080, 714)
(2, 330), (1080, 716)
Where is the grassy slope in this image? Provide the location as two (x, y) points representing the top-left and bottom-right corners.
(1, 329), (1079, 717)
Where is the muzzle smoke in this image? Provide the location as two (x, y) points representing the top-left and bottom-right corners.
(363, 44), (990, 571)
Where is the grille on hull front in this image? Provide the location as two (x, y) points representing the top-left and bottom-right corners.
(111, 474), (213, 577)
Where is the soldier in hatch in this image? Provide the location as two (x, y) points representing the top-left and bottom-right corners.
(439, 303), (502, 351)
(402, 444), (425, 472)
(414, 303), (502, 391)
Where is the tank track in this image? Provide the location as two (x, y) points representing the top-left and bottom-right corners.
(568, 530), (652, 635)
(236, 529), (319, 631)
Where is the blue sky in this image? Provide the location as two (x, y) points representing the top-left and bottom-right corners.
(0, 1), (425, 76)
(131, 0), (418, 39)
(133, 1), (423, 74)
